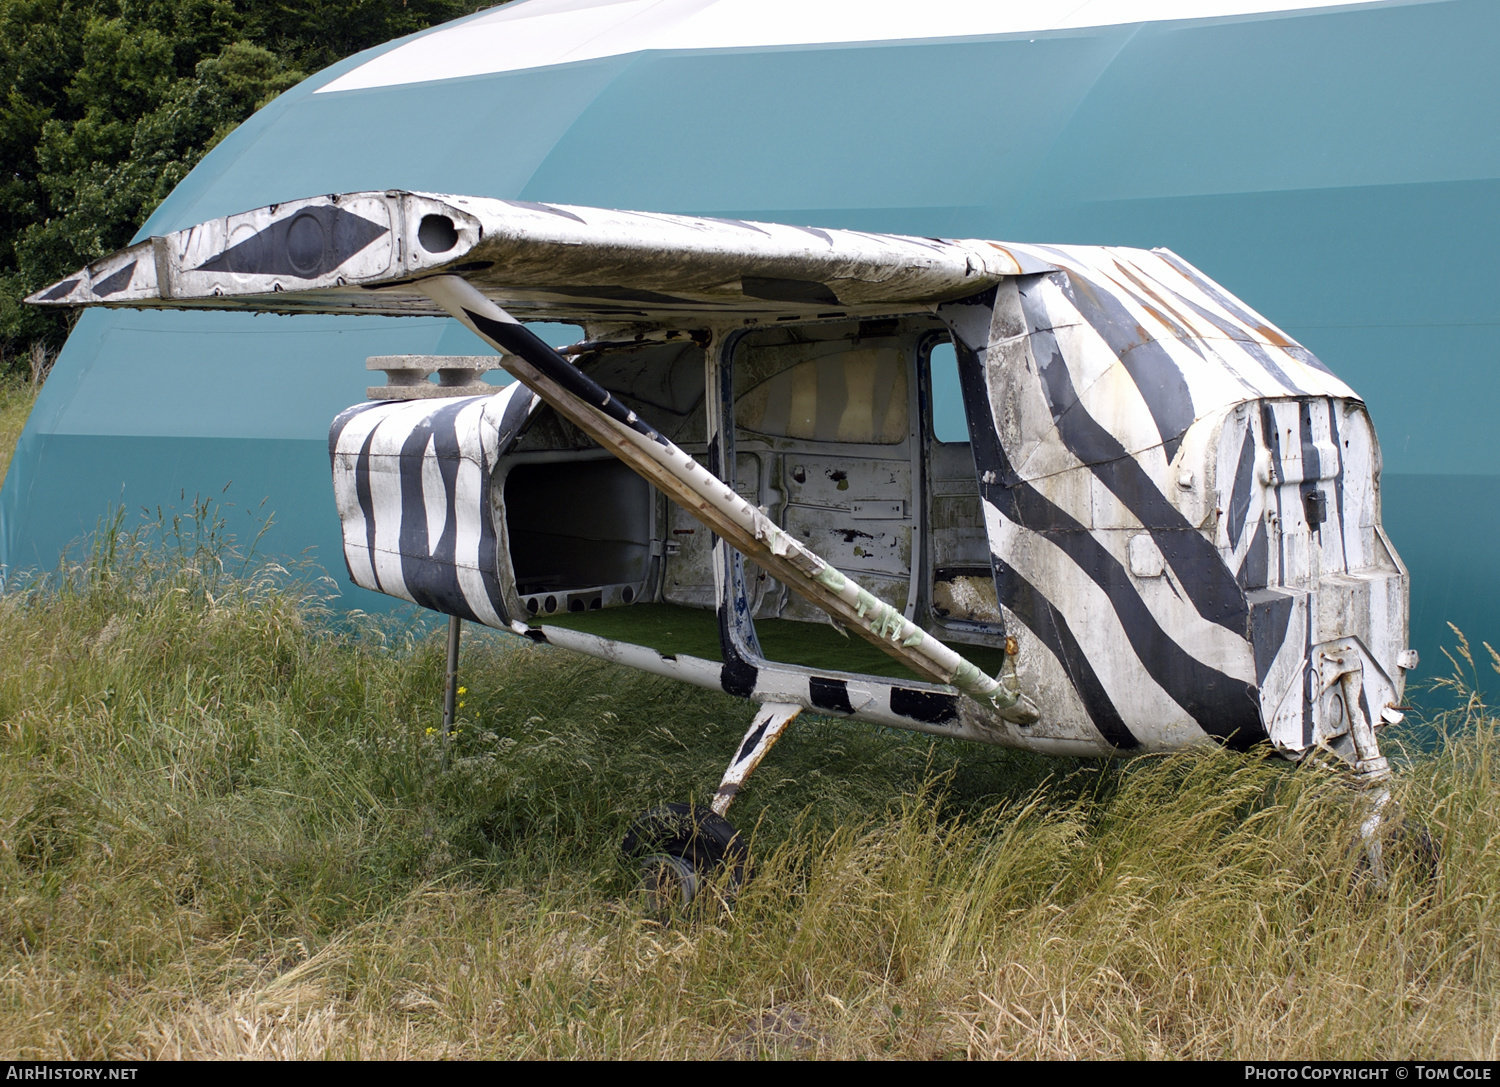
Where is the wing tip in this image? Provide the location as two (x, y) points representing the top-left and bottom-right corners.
(25, 242), (159, 308)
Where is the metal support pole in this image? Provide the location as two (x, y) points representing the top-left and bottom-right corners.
(442, 614), (462, 762)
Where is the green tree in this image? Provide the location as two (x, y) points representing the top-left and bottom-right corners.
(0, 0), (482, 374)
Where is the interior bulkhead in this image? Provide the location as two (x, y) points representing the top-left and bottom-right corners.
(491, 317), (1010, 682)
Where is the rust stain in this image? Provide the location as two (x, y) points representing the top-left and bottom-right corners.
(1070, 275), (1150, 350)
(1108, 258), (1198, 330)
(1139, 250), (1294, 349)
(1142, 303), (1171, 329)
(1254, 322), (1294, 349)
(984, 243), (1025, 275)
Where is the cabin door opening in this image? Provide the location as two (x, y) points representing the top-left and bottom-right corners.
(725, 320), (922, 629)
(922, 338), (1007, 644)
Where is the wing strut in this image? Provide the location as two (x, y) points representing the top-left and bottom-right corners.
(418, 275), (1038, 725)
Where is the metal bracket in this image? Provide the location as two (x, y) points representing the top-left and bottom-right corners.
(1314, 644), (1390, 781)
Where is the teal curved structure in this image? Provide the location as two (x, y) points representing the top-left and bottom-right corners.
(4, 0), (1496, 698)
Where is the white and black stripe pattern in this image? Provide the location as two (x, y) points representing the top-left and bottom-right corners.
(523, 622), (1068, 750)
(939, 247), (1365, 753)
(1230, 394), (1400, 743)
(37, 187), (1406, 759)
(329, 383), (537, 626)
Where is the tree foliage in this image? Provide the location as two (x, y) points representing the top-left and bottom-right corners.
(0, 0), (483, 371)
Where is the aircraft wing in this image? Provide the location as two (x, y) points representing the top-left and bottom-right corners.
(27, 189), (1049, 722)
(26, 191), (1053, 322)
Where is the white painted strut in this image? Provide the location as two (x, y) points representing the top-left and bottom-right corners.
(417, 275), (1038, 724)
(713, 703), (802, 816)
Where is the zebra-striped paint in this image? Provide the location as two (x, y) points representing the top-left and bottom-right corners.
(329, 383), (537, 627)
(41, 191), (1409, 764)
(935, 247), (1406, 757)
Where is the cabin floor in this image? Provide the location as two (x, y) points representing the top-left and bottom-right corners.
(529, 602), (1009, 684)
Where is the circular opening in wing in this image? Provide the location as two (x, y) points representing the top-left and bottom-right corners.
(285, 212), (326, 276)
(418, 214), (459, 254)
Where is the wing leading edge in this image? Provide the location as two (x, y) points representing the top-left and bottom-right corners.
(27, 191), (1051, 323)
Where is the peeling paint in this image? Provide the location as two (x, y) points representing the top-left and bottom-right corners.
(37, 190), (1408, 774)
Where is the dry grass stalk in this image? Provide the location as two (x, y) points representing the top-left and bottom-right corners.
(0, 516), (1495, 1058)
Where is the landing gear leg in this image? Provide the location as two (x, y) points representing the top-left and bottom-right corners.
(713, 702), (802, 817)
(1336, 669), (1437, 887)
(441, 614), (461, 768)
(622, 703), (802, 909)
(1340, 667), (1397, 885)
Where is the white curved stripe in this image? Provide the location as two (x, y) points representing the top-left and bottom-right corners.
(1022, 277), (1117, 393)
(1012, 277), (1174, 493)
(320, 0), (1388, 92)
(980, 435), (1260, 685)
(1083, 487), (1259, 683)
(1211, 410), (1268, 561)
(421, 433), (446, 556)
(365, 401), (440, 605)
(451, 397), (506, 628)
(983, 498), (1207, 750)
(331, 407), (389, 593)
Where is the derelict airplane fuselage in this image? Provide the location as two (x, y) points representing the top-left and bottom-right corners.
(31, 191), (1415, 877)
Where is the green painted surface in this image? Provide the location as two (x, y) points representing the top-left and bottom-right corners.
(1382, 474), (1500, 697)
(534, 603), (724, 663)
(533, 602), (1010, 685)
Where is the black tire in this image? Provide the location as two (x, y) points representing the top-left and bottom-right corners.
(1391, 819), (1441, 886)
(622, 803), (749, 907)
(1354, 817), (1441, 892)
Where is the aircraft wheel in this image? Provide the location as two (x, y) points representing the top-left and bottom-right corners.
(1354, 817), (1441, 892)
(1389, 819), (1441, 886)
(622, 803), (747, 911)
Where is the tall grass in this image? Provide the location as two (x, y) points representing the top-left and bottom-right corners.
(0, 376), (39, 486)
(0, 515), (1496, 1058)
